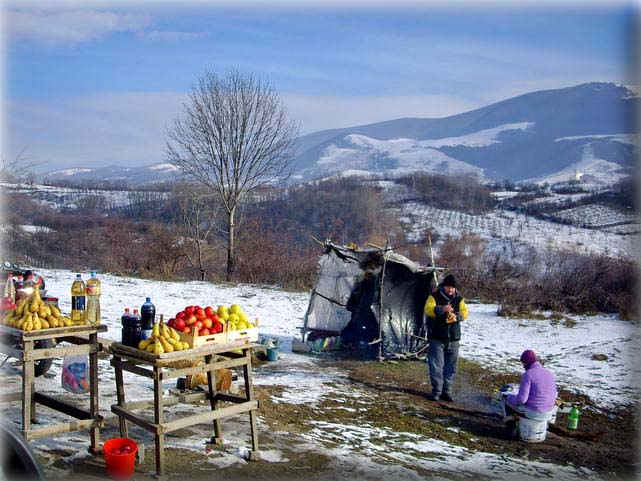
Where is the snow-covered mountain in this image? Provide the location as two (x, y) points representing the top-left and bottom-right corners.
(292, 82), (638, 184)
(43, 162), (181, 185)
(42, 83), (638, 186)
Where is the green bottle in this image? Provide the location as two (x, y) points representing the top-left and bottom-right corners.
(567, 406), (580, 430)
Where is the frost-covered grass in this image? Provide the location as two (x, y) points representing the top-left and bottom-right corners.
(395, 201), (637, 257)
(553, 204), (637, 227)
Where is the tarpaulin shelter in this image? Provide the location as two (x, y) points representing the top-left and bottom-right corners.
(301, 242), (442, 358)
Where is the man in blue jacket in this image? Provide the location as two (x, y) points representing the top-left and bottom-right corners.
(424, 274), (468, 402)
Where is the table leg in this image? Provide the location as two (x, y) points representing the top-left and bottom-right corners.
(205, 354), (223, 444)
(89, 332), (100, 453)
(242, 348), (259, 455)
(22, 340), (35, 435)
(114, 355), (129, 438)
(153, 366), (165, 476)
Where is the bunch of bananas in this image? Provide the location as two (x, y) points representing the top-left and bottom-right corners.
(138, 321), (190, 355)
(2, 288), (73, 331)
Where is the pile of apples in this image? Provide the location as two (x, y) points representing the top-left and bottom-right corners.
(167, 304), (255, 337)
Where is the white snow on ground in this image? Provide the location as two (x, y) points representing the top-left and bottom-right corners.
(46, 168), (94, 177)
(533, 144), (629, 186)
(3, 183), (138, 210)
(555, 133), (639, 146)
(415, 121), (535, 148)
(1, 268), (637, 479)
(553, 204), (637, 227)
(395, 202), (637, 258)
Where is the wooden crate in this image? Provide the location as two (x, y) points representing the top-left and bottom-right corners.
(179, 319), (259, 349)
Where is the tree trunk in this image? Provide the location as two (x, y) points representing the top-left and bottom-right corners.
(226, 207), (236, 281)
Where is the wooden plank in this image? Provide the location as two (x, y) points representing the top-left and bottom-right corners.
(0, 392), (22, 403)
(206, 354), (223, 443)
(153, 366), (165, 476)
(111, 358), (154, 379)
(163, 400), (258, 433)
(159, 356), (249, 380)
(25, 418), (102, 441)
(243, 348), (259, 452)
(110, 341), (257, 365)
(22, 340), (34, 433)
(24, 343), (99, 361)
(215, 392), (249, 404)
(113, 355), (129, 438)
(123, 391), (210, 411)
(111, 405), (160, 434)
(89, 331), (100, 452)
(33, 393), (91, 420)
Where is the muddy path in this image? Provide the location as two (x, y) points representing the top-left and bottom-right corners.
(35, 355), (639, 481)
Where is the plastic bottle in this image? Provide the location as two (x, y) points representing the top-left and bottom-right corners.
(3, 274), (16, 302)
(140, 298), (156, 340)
(567, 406), (580, 430)
(86, 271), (101, 326)
(121, 308), (136, 347)
(70, 274), (87, 324)
(23, 273), (35, 300)
(14, 276), (25, 300)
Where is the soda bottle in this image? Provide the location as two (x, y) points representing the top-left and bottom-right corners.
(14, 275), (25, 300)
(3, 274), (16, 302)
(567, 406), (580, 430)
(70, 274), (87, 324)
(23, 273), (35, 300)
(86, 271), (101, 326)
(140, 297), (156, 340)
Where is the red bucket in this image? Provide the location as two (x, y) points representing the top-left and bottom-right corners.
(104, 438), (138, 480)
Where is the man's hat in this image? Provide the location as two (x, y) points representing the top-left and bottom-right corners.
(442, 274), (458, 288)
(520, 349), (537, 367)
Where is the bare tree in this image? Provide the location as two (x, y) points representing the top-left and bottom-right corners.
(171, 188), (222, 281)
(166, 70), (298, 280)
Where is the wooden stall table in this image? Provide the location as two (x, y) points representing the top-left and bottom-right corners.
(109, 342), (260, 476)
(0, 323), (107, 453)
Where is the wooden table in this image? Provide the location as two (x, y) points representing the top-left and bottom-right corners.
(0, 323), (107, 453)
(109, 342), (260, 476)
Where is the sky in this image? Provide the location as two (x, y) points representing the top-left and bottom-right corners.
(2, 1), (638, 173)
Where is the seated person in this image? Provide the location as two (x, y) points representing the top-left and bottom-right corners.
(503, 349), (558, 432)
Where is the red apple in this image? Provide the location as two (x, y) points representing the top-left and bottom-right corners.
(203, 318), (213, 329)
(200, 328), (210, 336)
(175, 318), (186, 331)
(185, 306), (195, 316)
(186, 315), (197, 326)
(176, 311), (186, 320)
(194, 320), (204, 330)
(213, 321), (224, 333)
(183, 326), (191, 334)
(195, 308), (206, 319)
(167, 318), (175, 328)
(210, 314), (220, 323)
(205, 306), (215, 317)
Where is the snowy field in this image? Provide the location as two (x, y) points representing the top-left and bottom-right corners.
(553, 204), (637, 227)
(396, 202), (637, 257)
(0, 269), (638, 479)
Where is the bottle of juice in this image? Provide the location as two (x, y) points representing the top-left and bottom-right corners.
(140, 297), (156, 340)
(70, 274), (87, 324)
(3, 274), (16, 302)
(86, 271), (101, 326)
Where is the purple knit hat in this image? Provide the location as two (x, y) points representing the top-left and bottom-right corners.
(520, 349), (537, 366)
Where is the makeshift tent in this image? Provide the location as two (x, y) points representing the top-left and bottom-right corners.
(301, 242), (441, 358)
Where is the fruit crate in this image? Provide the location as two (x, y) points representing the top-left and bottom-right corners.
(178, 319), (259, 349)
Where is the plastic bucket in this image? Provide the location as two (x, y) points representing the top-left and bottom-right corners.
(266, 347), (279, 361)
(519, 417), (548, 443)
(104, 438), (138, 480)
(548, 405), (558, 425)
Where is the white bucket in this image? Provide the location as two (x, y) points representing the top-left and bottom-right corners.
(519, 417), (548, 443)
(548, 406), (558, 425)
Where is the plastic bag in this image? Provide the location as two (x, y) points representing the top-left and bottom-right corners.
(61, 355), (90, 394)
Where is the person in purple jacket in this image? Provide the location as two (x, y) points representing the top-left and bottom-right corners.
(503, 349), (558, 435)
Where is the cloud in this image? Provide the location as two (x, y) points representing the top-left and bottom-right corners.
(7, 9), (152, 46)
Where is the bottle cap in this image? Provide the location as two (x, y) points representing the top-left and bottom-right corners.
(76, 274), (82, 278)
(134, 309), (139, 314)
(146, 297), (151, 302)
(91, 271), (97, 277)
(125, 308), (130, 313)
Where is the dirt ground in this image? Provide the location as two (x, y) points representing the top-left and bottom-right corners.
(38, 355), (639, 481)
